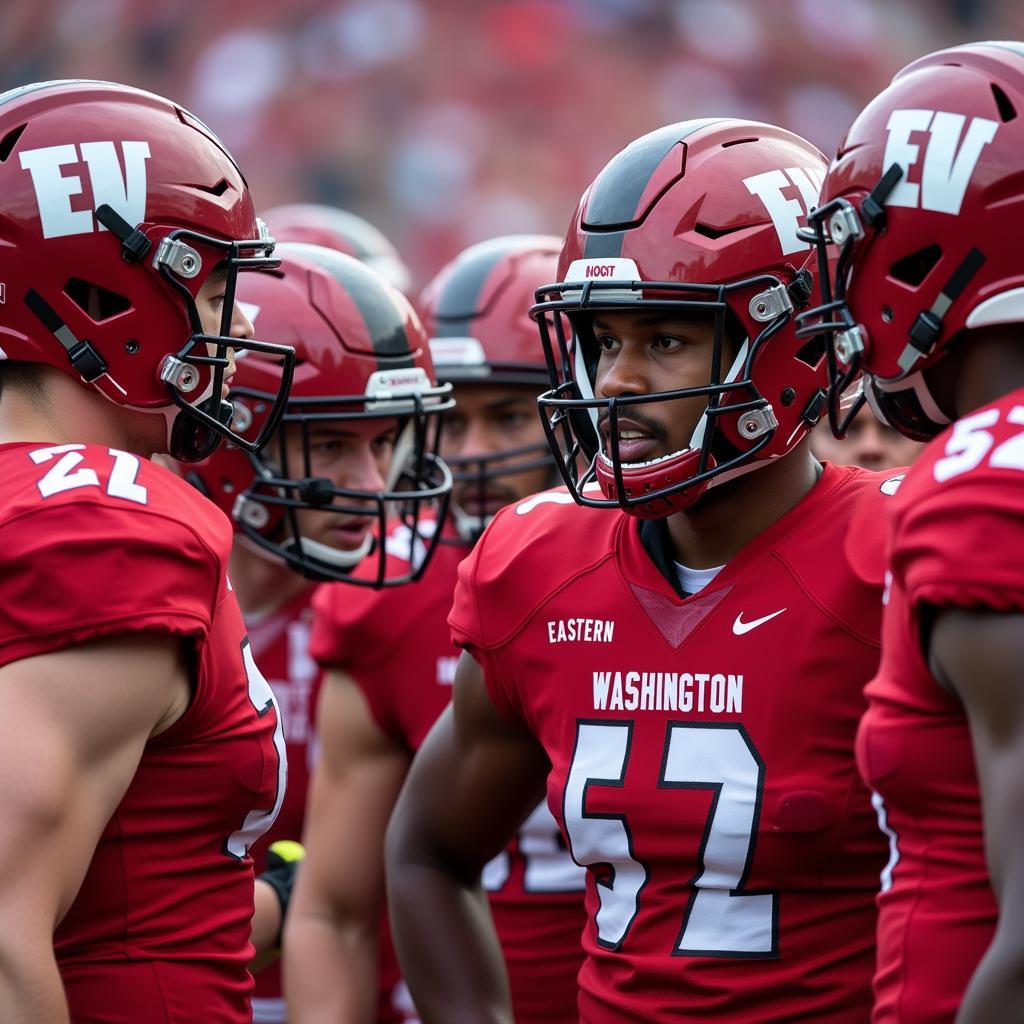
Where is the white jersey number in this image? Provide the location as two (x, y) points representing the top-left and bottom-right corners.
(934, 405), (1024, 482)
(31, 444), (147, 503)
(482, 800), (586, 894)
(225, 639), (288, 859)
(564, 720), (777, 956)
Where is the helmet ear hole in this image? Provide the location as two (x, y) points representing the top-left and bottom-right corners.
(992, 82), (1017, 122)
(64, 278), (132, 322)
(888, 245), (943, 287)
(794, 337), (827, 369)
(0, 123), (25, 162)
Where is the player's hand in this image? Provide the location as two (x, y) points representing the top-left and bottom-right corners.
(257, 839), (305, 949)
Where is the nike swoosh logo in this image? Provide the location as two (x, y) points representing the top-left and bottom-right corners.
(732, 608), (786, 635)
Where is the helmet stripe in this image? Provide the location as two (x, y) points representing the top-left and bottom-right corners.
(583, 118), (727, 230)
(432, 244), (510, 337)
(346, 279), (416, 369)
(583, 229), (628, 260)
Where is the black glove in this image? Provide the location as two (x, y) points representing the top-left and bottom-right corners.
(257, 839), (305, 948)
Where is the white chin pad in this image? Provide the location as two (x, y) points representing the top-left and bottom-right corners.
(281, 531), (373, 569)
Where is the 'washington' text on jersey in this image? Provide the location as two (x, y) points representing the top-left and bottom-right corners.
(593, 670), (743, 713)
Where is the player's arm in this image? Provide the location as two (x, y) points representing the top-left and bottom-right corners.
(0, 634), (187, 1024)
(284, 669), (410, 1024)
(928, 609), (1024, 1024)
(251, 839), (305, 970)
(385, 651), (552, 1024)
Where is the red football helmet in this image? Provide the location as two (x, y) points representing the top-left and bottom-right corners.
(187, 243), (453, 587)
(262, 203), (411, 293)
(0, 80), (294, 461)
(532, 119), (830, 518)
(798, 42), (1024, 441)
(419, 234), (560, 540)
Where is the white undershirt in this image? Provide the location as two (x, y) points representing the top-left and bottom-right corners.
(674, 561), (724, 595)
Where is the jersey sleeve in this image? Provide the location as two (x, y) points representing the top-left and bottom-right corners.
(895, 470), (1024, 613)
(0, 502), (221, 668)
(308, 583), (355, 670)
(448, 508), (528, 725)
(309, 582), (405, 739)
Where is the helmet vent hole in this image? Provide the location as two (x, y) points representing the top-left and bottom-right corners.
(992, 83), (1017, 123)
(0, 123), (26, 162)
(194, 178), (231, 197)
(694, 222), (745, 240)
(794, 337), (826, 368)
(889, 244), (942, 287)
(64, 278), (131, 322)
(721, 137), (758, 148)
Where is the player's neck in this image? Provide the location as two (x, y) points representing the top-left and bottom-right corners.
(663, 442), (821, 569)
(228, 543), (313, 620)
(0, 367), (159, 454)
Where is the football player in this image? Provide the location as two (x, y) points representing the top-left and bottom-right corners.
(385, 119), (897, 1022)
(0, 80), (295, 1022)
(811, 390), (923, 470)
(285, 235), (587, 1024)
(186, 241), (453, 1023)
(799, 41), (1024, 1024)
(263, 203), (412, 294)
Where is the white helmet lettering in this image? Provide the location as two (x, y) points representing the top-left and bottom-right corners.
(19, 140), (151, 239)
(742, 166), (822, 255)
(882, 109), (997, 215)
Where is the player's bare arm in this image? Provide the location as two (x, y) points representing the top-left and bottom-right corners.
(385, 651), (551, 1024)
(252, 875), (285, 969)
(0, 634), (187, 1024)
(928, 609), (1024, 1024)
(285, 669), (410, 1024)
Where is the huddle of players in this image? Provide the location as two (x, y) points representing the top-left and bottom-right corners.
(1, 38), (1021, 1024)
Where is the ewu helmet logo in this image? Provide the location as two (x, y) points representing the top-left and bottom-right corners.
(882, 110), (998, 215)
(742, 166), (824, 255)
(19, 140), (151, 239)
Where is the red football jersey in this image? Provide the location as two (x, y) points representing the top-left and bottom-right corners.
(0, 442), (287, 1023)
(856, 391), (1024, 1023)
(246, 588), (322, 1023)
(449, 463), (894, 1023)
(311, 521), (588, 1024)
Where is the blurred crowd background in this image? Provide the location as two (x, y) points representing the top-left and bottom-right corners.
(1, 0), (1015, 290)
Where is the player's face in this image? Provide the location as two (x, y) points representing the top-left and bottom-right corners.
(196, 268), (253, 396)
(592, 311), (719, 464)
(440, 383), (550, 517)
(811, 402), (923, 471)
(280, 418), (399, 552)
